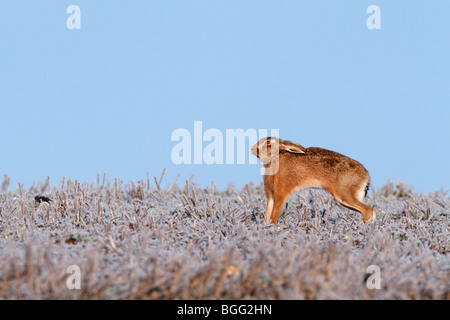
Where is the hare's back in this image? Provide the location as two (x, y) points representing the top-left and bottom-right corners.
(305, 147), (368, 174)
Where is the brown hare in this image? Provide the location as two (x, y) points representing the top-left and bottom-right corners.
(251, 137), (376, 224)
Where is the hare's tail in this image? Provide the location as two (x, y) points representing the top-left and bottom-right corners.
(364, 180), (370, 198)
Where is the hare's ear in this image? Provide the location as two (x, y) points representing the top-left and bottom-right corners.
(280, 140), (306, 154)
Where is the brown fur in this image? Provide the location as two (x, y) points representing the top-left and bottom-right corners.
(251, 137), (376, 224)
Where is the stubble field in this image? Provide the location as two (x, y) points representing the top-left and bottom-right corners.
(0, 173), (448, 299)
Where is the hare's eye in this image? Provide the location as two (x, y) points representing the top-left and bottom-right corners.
(265, 140), (271, 145)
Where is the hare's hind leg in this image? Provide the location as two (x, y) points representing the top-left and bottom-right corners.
(332, 183), (375, 223)
(335, 194), (376, 223)
(354, 180), (376, 223)
(332, 178), (376, 223)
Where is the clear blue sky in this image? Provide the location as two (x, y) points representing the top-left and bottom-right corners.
(1, 1), (449, 193)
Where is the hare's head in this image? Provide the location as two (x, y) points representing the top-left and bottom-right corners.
(251, 137), (279, 163)
(251, 137), (306, 164)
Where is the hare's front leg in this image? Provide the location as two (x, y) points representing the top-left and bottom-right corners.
(264, 195), (274, 224)
(263, 177), (275, 224)
(268, 193), (289, 224)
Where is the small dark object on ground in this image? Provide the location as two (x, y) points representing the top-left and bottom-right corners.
(35, 195), (52, 203)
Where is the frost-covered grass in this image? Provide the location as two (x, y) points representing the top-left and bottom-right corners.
(0, 174), (448, 299)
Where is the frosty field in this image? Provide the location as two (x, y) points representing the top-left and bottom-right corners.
(0, 173), (448, 299)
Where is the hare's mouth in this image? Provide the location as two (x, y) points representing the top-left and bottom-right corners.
(251, 145), (258, 157)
